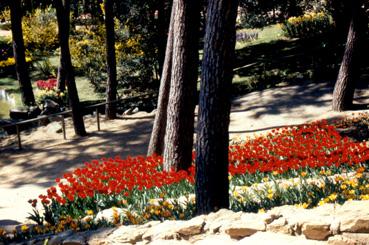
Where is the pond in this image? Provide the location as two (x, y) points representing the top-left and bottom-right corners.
(0, 89), (16, 119)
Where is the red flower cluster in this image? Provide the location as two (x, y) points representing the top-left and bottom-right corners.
(36, 78), (57, 90)
(46, 155), (195, 204)
(41, 120), (369, 205)
(228, 120), (369, 175)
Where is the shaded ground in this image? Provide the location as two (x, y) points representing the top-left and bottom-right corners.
(1, 79), (369, 225)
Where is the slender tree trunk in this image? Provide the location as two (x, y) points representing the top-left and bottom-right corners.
(57, 66), (67, 91)
(196, 0), (239, 214)
(332, 0), (362, 111)
(104, 0), (117, 119)
(163, 0), (200, 172)
(147, 4), (175, 156)
(55, 0), (87, 136)
(9, 0), (36, 106)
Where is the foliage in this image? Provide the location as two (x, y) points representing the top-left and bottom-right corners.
(22, 7), (59, 56)
(0, 7), (10, 23)
(70, 19), (155, 95)
(0, 37), (13, 63)
(33, 58), (57, 78)
(282, 12), (334, 39)
(35, 78), (67, 106)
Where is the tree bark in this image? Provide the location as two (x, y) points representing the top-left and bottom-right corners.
(163, 0), (200, 172)
(9, 0), (36, 106)
(332, 0), (362, 111)
(55, 0), (87, 136)
(147, 4), (175, 156)
(195, 0), (238, 214)
(104, 0), (117, 119)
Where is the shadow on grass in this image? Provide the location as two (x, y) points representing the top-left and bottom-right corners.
(232, 37), (369, 97)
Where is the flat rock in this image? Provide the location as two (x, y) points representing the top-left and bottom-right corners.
(48, 230), (74, 245)
(204, 209), (242, 233)
(238, 231), (326, 245)
(148, 240), (191, 245)
(327, 233), (369, 245)
(142, 221), (183, 241)
(62, 234), (86, 245)
(220, 213), (266, 239)
(267, 217), (291, 235)
(175, 215), (205, 236)
(302, 222), (331, 240)
(107, 225), (148, 244)
(86, 228), (116, 245)
(193, 234), (237, 245)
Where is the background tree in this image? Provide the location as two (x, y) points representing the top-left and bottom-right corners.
(147, 4), (175, 156)
(163, 0), (200, 172)
(55, 0), (87, 136)
(332, 0), (363, 111)
(104, 0), (117, 119)
(9, 0), (36, 106)
(196, 0), (239, 214)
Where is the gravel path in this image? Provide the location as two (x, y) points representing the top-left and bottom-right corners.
(1, 80), (369, 225)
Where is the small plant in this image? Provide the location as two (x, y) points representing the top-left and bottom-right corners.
(236, 30), (259, 43)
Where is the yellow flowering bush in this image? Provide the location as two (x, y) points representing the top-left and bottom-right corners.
(282, 11), (333, 39)
(22, 8), (59, 55)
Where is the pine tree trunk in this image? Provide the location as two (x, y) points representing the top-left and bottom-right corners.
(196, 0), (238, 214)
(10, 0), (36, 106)
(57, 66), (66, 91)
(332, 0), (362, 112)
(163, 0), (200, 172)
(55, 0), (87, 136)
(147, 4), (175, 156)
(104, 0), (117, 119)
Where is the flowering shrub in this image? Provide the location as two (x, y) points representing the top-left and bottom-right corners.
(2, 118), (369, 242)
(0, 57), (32, 68)
(22, 8), (59, 56)
(282, 12), (333, 39)
(35, 78), (67, 106)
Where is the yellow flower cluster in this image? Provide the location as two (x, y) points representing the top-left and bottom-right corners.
(287, 12), (326, 25)
(0, 57), (32, 68)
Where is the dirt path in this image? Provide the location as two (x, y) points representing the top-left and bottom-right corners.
(1, 80), (369, 225)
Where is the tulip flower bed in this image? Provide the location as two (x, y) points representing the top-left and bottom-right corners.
(2, 117), (369, 242)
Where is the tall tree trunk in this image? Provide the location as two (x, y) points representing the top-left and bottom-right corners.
(104, 0), (117, 119)
(55, 0), (87, 136)
(57, 66), (67, 91)
(196, 0), (238, 214)
(147, 4), (175, 156)
(163, 0), (200, 172)
(332, 0), (362, 111)
(9, 0), (36, 106)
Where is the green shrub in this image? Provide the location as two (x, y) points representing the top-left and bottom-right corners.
(22, 7), (59, 56)
(282, 12), (333, 39)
